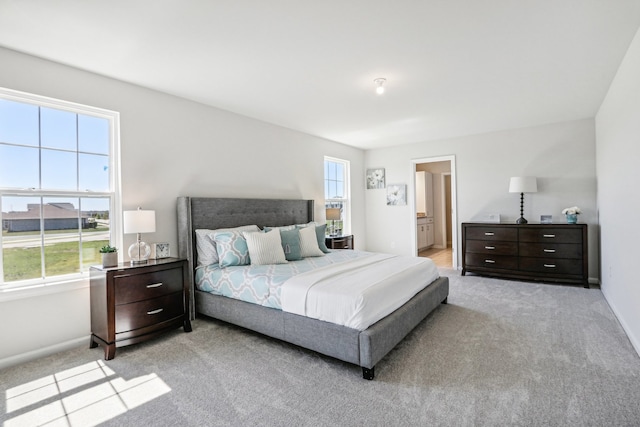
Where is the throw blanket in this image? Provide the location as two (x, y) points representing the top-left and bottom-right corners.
(281, 253), (439, 330)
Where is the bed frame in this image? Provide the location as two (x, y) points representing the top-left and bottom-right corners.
(177, 196), (449, 380)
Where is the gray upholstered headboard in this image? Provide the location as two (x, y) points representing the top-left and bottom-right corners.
(176, 197), (314, 316)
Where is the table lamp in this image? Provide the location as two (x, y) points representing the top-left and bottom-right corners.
(509, 177), (537, 224)
(123, 207), (156, 264)
(326, 208), (341, 236)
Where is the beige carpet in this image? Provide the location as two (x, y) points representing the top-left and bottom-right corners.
(2, 269), (639, 426)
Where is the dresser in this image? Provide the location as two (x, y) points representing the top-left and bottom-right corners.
(462, 223), (588, 287)
(90, 258), (192, 359)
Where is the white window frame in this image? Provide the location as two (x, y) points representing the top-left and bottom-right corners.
(324, 156), (351, 235)
(0, 87), (122, 298)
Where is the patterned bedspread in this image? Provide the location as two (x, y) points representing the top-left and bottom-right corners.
(195, 250), (369, 309)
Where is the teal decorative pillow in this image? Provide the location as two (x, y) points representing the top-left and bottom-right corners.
(211, 230), (251, 267)
(280, 228), (302, 261)
(314, 224), (330, 253)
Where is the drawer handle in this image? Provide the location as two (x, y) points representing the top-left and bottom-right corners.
(484, 246), (495, 250)
(146, 282), (163, 288)
(484, 259), (496, 264)
(543, 264), (556, 268)
(484, 232), (495, 236)
(543, 234), (556, 238)
(147, 308), (164, 315)
(543, 249), (556, 253)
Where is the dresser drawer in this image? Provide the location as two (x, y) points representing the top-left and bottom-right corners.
(519, 228), (582, 244)
(465, 253), (518, 270)
(519, 243), (582, 259)
(466, 240), (517, 255)
(115, 292), (184, 333)
(519, 257), (583, 275)
(465, 227), (517, 242)
(114, 267), (183, 304)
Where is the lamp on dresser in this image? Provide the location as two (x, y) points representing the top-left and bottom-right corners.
(123, 207), (156, 264)
(509, 176), (537, 224)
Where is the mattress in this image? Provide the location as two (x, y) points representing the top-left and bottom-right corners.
(196, 250), (439, 330)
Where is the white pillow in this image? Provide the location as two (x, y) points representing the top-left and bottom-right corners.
(195, 225), (259, 266)
(243, 230), (288, 265)
(298, 225), (325, 257)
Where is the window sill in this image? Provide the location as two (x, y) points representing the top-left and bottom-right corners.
(0, 276), (89, 303)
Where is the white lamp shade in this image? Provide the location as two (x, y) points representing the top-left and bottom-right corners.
(326, 208), (341, 221)
(509, 176), (538, 193)
(123, 210), (156, 234)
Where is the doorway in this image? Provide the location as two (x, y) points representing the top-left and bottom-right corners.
(412, 156), (457, 270)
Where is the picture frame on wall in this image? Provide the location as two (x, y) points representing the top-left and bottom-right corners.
(386, 183), (407, 205)
(366, 168), (385, 189)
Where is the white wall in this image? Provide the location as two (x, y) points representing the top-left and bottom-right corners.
(364, 119), (599, 281)
(0, 47), (365, 366)
(595, 27), (640, 354)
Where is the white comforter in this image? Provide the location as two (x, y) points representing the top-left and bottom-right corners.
(281, 253), (439, 330)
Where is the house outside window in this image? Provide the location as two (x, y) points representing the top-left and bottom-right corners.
(0, 87), (120, 290)
(324, 156), (350, 236)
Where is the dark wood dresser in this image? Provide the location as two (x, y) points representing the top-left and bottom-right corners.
(325, 234), (354, 250)
(90, 258), (192, 359)
(462, 223), (588, 287)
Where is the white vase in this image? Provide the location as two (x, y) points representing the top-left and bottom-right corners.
(102, 252), (118, 268)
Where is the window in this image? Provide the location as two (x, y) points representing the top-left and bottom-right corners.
(324, 157), (350, 235)
(0, 88), (120, 290)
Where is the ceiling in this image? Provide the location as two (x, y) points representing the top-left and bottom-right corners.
(1, 1), (639, 150)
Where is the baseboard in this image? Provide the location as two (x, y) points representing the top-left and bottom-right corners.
(0, 336), (88, 370)
(601, 288), (640, 358)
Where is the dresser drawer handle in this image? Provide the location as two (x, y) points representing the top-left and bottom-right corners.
(146, 282), (163, 288)
(543, 234), (556, 238)
(543, 249), (556, 253)
(484, 232), (495, 236)
(147, 308), (164, 315)
(484, 259), (496, 264)
(484, 246), (495, 250)
(543, 264), (556, 268)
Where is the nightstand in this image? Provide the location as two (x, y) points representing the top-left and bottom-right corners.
(325, 234), (354, 250)
(89, 258), (192, 360)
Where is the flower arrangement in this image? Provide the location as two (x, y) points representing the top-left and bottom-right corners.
(561, 206), (581, 215)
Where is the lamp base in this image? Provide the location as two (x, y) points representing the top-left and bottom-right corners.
(128, 240), (151, 264)
(516, 217), (528, 224)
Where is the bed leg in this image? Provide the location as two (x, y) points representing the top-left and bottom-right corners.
(442, 297), (448, 304)
(362, 366), (375, 380)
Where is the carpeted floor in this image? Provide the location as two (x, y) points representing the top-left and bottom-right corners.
(2, 269), (639, 426)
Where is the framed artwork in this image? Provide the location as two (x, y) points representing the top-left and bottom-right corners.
(540, 215), (552, 224)
(366, 168), (385, 189)
(386, 184), (407, 206)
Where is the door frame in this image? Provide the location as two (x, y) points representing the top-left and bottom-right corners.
(411, 155), (458, 270)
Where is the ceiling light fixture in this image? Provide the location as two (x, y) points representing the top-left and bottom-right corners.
(374, 78), (386, 95)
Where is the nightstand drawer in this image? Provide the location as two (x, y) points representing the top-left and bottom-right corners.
(326, 235), (354, 250)
(519, 228), (582, 243)
(115, 292), (184, 333)
(465, 227), (517, 242)
(465, 253), (518, 270)
(519, 257), (583, 275)
(114, 267), (183, 304)
(519, 243), (582, 259)
(465, 240), (517, 255)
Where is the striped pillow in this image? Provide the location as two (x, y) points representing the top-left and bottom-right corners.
(298, 225), (325, 257)
(243, 230), (288, 265)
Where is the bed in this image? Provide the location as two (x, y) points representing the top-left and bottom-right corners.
(177, 197), (449, 379)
